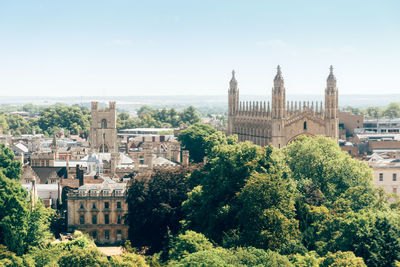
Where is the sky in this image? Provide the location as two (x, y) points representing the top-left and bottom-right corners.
(0, 0), (399, 97)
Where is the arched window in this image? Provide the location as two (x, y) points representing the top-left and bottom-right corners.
(101, 119), (107, 129)
(304, 121), (307, 130)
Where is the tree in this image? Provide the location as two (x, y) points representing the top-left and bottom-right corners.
(179, 106), (201, 125)
(58, 247), (109, 267)
(236, 172), (299, 250)
(0, 143), (22, 179)
(283, 135), (374, 207)
(329, 211), (400, 267)
(178, 123), (216, 163)
(0, 145), (53, 255)
(183, 142), (293, 247)
(37, 105), (90, 136)
(321, 251), (366, 267)
(127, 166), (199, 253)
(168, 231), (214, 261)
(382, 102), (400, 119)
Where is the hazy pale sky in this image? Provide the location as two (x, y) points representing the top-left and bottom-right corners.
(0, 0), (399, 96)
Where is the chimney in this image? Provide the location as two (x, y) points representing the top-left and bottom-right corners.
(76, 164), (84, 186)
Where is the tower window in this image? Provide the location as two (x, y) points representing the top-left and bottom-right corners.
(101, 119), (107, 129)
(303, 121), (307, 130)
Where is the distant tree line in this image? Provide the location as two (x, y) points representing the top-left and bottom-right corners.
(117, 105), (200, 130)
(343, 102), (400, 119)
(0, 103), (202, 137)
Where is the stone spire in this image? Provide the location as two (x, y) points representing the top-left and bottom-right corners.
(230, 70), (238, 91)
(327, 65), (336, 81)
(274, 65), (283, 81)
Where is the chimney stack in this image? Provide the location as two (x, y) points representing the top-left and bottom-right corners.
(76, 164), (84, 186)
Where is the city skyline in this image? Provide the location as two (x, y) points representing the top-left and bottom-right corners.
(0, 0), (399, 96)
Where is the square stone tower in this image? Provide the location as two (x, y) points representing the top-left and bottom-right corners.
(90, 102), (117, 153)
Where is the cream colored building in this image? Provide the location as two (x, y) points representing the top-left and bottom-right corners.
(369, 154), (400, 195)
(227, 66), (339, 148)
(67, 178), (128, 245)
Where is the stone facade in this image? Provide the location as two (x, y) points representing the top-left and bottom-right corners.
(228, 66), (339, 147)
(90, 102), (117, 153)
(67, 178), (128, 245)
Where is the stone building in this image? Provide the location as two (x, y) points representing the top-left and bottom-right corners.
(90, 101), (117, 153)
(67, 177), (128, 245)
(227, 66), (339, 148)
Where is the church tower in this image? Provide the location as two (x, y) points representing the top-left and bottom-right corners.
(228, 70), (239, 135)
(271, 65), (286, 148)
(324, 66), (339, 139)
(90, 101), (117, 153)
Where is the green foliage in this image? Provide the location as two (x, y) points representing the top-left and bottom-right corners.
(178, 123), (217, 163)
(183, 140), (294, 248)
(0, 146), (53, 255)
(58, 246), (109, 267)
(236, 172), (299, 250)
(110, 252), (149, 267)
(168, 231), (214, 261)
(127, 166), (199, 253)
(284, 135), (374, 207)
(168, 246), (292, 267)
(0, 144), (22, 179)
(321, 251), (366, 267)
(117, 106), (201, 130)
(37, 104), (90, 136)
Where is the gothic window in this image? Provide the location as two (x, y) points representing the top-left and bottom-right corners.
(80, 202), (84, 209)
(101, 119), (107, 129)
(304, 121), (307, 130)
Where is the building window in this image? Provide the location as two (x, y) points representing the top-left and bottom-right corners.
(101, 119), (107, 129)
(104, 214), (109, 224)
(394, 173), (397, 181)
(105, 230), (110, 240)
(80, 203), (84, 209)
(303, 121), (307, 130)
(379, 173), (383, 181)
(117, 215), (121, 224)
(79, 215), (85, 225)
(117, 202), (121, 209)
(92, 215), (97, 224)
(104, 202), (109, 209)
(92, 231), (97, 239)
(92, 203), (97, 209)
(117, 230), (122, 241)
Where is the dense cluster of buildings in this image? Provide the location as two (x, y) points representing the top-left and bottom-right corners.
(2, 68), (400, 245)
(1, 101), (189, 245)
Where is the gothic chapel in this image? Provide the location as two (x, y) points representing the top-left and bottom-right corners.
(227, 66), (339, 147)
